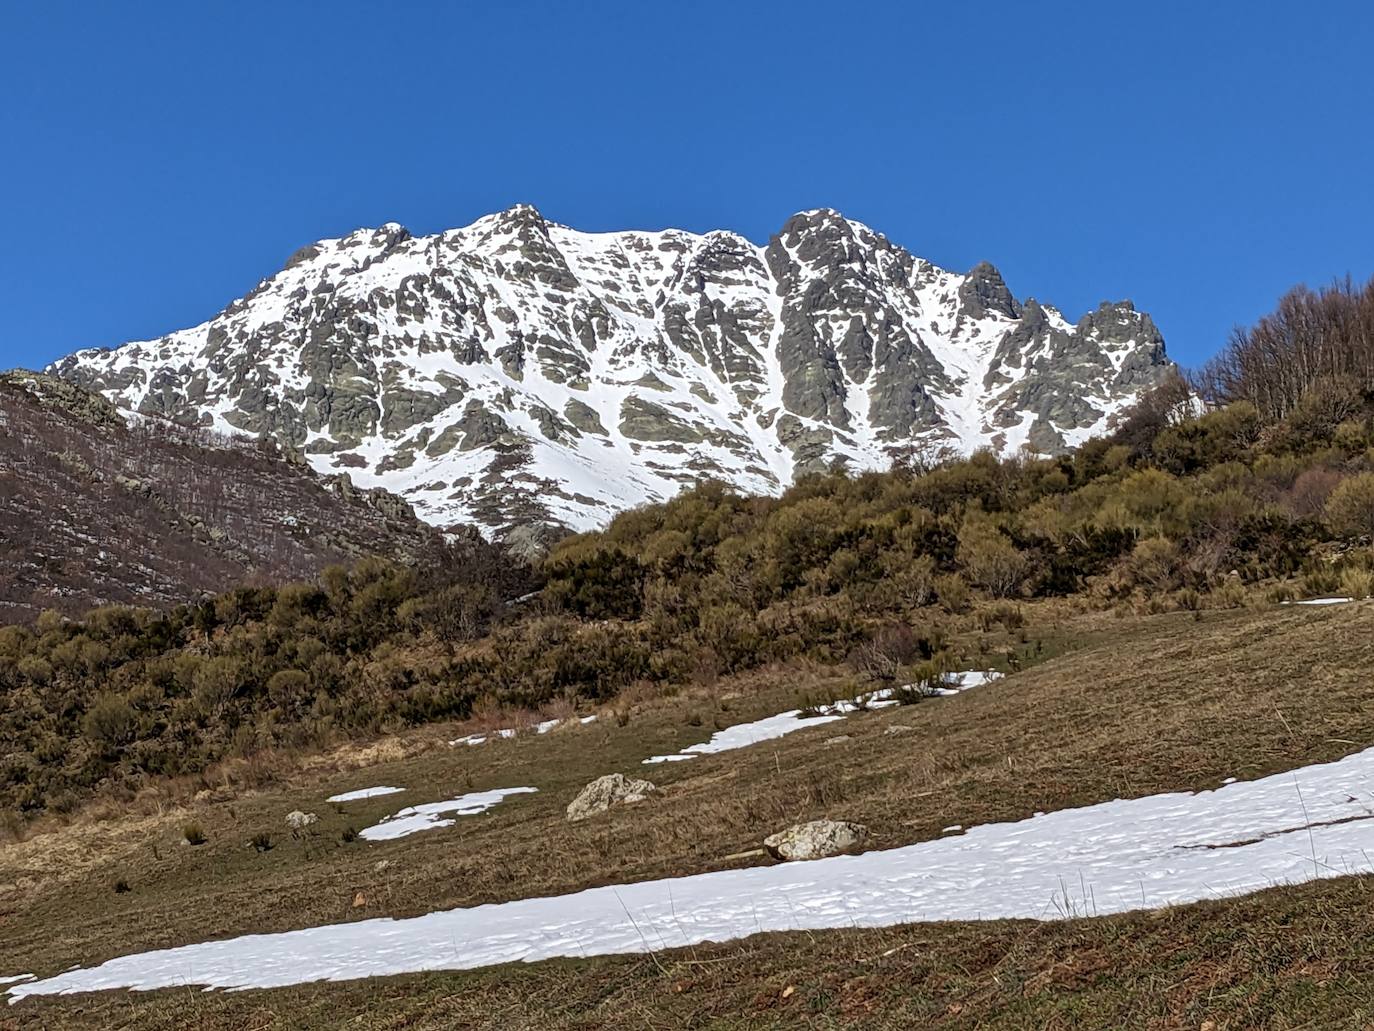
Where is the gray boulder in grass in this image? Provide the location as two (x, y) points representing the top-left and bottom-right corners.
(285, 810), (318, 830)
(566, 773), (657, 822)
(764, 819), (867, 861)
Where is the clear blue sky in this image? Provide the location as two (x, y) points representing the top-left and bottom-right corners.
(3, 1), (1372, 371)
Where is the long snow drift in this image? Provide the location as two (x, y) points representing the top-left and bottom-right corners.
(9, 743), (1374, 1002)
(642, 670), (1001, 764)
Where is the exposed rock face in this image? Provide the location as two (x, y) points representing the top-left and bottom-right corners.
(52, 206), (1174, 536)
(763, 819), (868, 861)
(565, 773), (657, 822)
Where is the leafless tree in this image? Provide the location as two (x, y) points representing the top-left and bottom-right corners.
(1197, 275), (1374, 421)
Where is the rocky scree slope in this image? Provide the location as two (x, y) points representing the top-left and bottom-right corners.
(52, 206), (1173, 535)
(0, 373), (453, 624)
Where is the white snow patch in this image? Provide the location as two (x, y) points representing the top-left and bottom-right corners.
(1292, 597), (1353, 606)
(326, 787), (406, 804)
(452, 715), (597, 748)
(11, 744), (1374, 1001)
(927, 670), (1002, 697)
(357, 787), (537, 842)
(641, 671), (1002, 765)
(643, 710), (845, 764)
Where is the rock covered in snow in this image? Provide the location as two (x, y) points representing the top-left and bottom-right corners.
(764, 820), (868, 861)
(285, 810), (318, 830)
(52, 206), (1174, 538)
(566, 773), (657, 822)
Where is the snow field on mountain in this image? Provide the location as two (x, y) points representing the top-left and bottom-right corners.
(54, 207), (1170, 533)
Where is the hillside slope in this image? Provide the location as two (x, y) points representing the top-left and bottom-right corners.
(52, 206), (1173, 534)
(0, 373), (452, 623)
(2, 601), (1372, 1028)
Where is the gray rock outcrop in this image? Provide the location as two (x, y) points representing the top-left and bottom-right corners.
(764, 819), (868, 861)
(285, 810), (318, 830)
(566, 773), (657, 822)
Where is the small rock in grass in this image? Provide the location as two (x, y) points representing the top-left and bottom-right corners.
(566, 773), (657, 822)
(285, 810), (318, 830)
(824, 735), (852, 746)
(884, 724), (914, 736)
(374, 860), (392, 873)
(764, 819), (868, 861)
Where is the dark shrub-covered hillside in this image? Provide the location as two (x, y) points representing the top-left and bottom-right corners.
(0, 373), (448, 623)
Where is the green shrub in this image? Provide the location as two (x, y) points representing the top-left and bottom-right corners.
(82, 695), (137, 752)
(1301, 561), (1341, 597)
(1326, 473), (1374, 539)
(957, 517), (1029, 598)
(935, 574), (971, 614)
(891, 660), (954, 705)
(1123, 537), (1181, 593)
(1339, 566), (1374, 600)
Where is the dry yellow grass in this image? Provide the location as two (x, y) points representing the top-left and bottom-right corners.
(7, 874), (1372, 1030)
(2, 600), (1372, 1027)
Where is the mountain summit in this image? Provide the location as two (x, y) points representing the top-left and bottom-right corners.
(51, 206), (1172, 534)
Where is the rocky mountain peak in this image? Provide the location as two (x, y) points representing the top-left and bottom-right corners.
(959, 261), (1021, 320)
(52, 207), (1175, 537)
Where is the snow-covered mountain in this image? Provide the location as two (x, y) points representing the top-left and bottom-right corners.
(51, 206), (1172, 535)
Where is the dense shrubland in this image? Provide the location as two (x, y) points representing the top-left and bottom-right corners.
(6, 277), (1374, 819)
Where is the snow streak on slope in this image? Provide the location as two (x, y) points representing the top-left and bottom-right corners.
(10, 743), (1374, 1001)
(325, 786), (405, 803)
(52, 206), (1172, 535)
(641, 671), (1002, 764)
(357, 787), (537, 842)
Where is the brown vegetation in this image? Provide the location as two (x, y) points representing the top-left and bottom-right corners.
(0, 373), (455, 623)
(1197, 275), (1374, 421)
(1, 600), (1372, 1028)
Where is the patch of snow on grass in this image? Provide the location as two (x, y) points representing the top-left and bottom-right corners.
(930, 670), (1002, 696)
(452, 715), (597, 747)
(1292, 597), (1353, 606)
(643, 710), (845, 764)
(357, 787), (538, 842)
(837, 670), (1002, 708)
(326, 786), (405, 804)
(12, 744), (1374, 1000)
(641, 671), (1002, 765)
